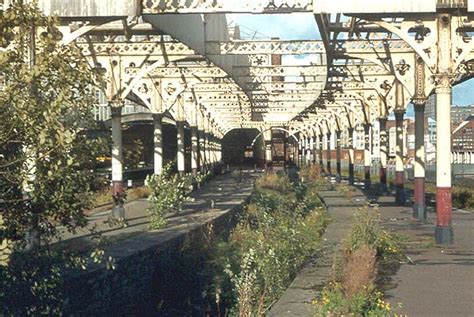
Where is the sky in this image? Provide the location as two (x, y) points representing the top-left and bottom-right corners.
(229, 13), (474, 110)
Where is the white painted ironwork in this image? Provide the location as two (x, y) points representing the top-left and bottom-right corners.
(78, 41), (196, 57)
(232, 65), (326, 77)
(206, 40), (325, 55)
(313, 0), (436, 13)
(142, 0), (313, 14)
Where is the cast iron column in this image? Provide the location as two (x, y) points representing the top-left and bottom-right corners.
(153, 113), (163, 175)
(301, 135), (306, 167)
(312, 135), (317, 164)
(199, 130), (206, 173)
(318, 134), (324, 171)
(379, 117), (388, 193)
(414, 103), (427, 220)
(306, 136), (312, 165)
(111, 105), (125, 219)
(394, 110), (405, 205)
(308, 136), (314, 164)
(326, 132), (332, 175)
(205, 133), (212, 170)
(435, 76), (453, 243)
(336, 130), (342, 182)
(191, 126), (199, 174)
(177, 121), (185, 176)
(348, 127), (355, 185)
(434, 13), (454, 244)
(364, 123), (372, 189)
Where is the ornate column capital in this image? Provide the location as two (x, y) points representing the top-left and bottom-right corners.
(110, 105), (123, 117)
(394, 109), (405, 121)
(414, 102), (426, 112)
(152, 113), (163, 121)
(434, 74), (453, 94)
(412, 96), (427, 107)
(363, 123), (372, 133)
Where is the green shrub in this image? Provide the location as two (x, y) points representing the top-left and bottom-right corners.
(344, 207), (400, 259)
(315, 283), (394, 317)
(146, 166), (212, 229)
(452, 188), (474, 210)
(146, 163), (187, 229)
(211, 172), (329, 315)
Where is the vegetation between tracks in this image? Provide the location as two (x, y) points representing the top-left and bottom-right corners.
(205, 168), (329, 316)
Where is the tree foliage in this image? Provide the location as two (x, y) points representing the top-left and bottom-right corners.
(0, 2), (104, 314)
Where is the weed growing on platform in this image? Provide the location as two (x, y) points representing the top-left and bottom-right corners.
(314, 206), (402, 317)
(209, 172), (329, 315)
(299, 164), (322, 182)
(299, 165), (333, 191)
(337, 185), (354, 200)
(146, 164), (212, 229)
(146, 163), (187, 229)
(344, 207), (400, 259)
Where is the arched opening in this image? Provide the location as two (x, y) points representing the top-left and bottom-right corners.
(222, 128), (264, 168)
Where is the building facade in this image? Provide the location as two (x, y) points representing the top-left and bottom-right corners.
(452, 116), (474, 151)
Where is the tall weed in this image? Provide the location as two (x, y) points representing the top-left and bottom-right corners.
(314, 206), (401, 316)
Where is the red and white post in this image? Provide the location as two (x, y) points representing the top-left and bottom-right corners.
(413, 103), (426, 220)
(435, 76), (453, 243)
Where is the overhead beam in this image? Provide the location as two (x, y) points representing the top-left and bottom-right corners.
(77, 41), (196, 57)
(205, 40), (325, 55)
(126, 65), (327, 79)
(204, 101), (315, 107)
(79, 39), (413, 58)
(232, 65), (326, 77)
(333, 39), (414, 55)
(142, 0), (313, 14)
(199, 94), (319, 102)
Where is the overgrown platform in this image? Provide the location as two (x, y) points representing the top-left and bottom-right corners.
(59, 172), (256, 315)
(267, 185), (366, 316)
(269, 181), (474, 316)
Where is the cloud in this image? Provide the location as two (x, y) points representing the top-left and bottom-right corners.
(227, 13), (320, 40)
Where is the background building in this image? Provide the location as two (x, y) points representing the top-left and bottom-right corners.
(451, 106), (474, 124)
(452, 115), (474, 151)
(424, 93), (474, 123)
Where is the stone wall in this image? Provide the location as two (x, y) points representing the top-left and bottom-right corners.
(62, 203), (244, 315)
